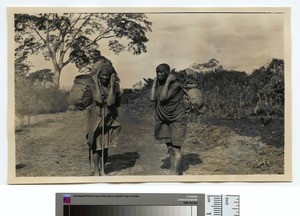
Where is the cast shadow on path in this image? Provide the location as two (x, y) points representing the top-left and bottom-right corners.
(160, 153), (202, 175)
(105, 151), (140, 174)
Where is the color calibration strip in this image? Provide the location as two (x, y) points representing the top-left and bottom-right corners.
(64, 205), (197, 216)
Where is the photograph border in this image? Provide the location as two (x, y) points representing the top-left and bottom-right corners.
(7, 6), (292, 184)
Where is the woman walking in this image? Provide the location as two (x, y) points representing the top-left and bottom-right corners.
(150, 63), (187, 175)
(86, 60), (121, 176)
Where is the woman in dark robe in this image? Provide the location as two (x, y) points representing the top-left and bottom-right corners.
(86, 60), (121, 176)
(150, 63), (187, 175)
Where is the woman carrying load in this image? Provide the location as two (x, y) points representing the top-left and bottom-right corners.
(150, 63), (187, 175)
(86, 59), (121, 176)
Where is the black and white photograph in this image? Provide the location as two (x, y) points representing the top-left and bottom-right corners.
(7, 7), (291, 183)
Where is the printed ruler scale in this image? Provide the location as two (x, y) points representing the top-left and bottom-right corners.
(205, 195), (240, 216)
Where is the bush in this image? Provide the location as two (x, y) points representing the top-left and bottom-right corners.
(15, 79), (70, 125)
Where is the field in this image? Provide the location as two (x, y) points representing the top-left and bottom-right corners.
(15, 106), (284, 177)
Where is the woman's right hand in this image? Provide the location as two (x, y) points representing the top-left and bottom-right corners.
(110, 74), (116, 90)
(152, 78), (157, 88)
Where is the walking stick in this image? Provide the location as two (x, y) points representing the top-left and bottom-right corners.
(101, 98), (106, 176)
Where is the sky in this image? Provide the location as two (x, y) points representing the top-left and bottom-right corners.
(29, 11), (285, 89)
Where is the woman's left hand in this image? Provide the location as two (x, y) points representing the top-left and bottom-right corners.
(166, 74), (176, 84)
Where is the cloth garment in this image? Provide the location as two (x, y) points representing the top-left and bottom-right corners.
(86, 60), (121, 152)
(154, 82), (187, 146)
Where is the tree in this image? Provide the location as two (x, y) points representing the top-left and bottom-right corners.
(15, 56), (37, 125)
(250, 58), (284, 116)
(14, 13), (152, 86)
(190, 58), (223, 73)
(27, 68), (55, 87)
(15, 56), (70, 125)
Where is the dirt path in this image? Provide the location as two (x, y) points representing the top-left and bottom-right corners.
(15, 108), (284, 177)
(16, 109), (174, 176)
(105, 108), (172, 176)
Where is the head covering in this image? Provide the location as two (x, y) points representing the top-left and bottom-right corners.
(156, 63), (171, 75)
(90, 60), (114, 104)
(91, 60), (114, 77)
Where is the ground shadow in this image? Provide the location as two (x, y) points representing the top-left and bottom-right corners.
(105, 151), (140, 174)
(160, 153), (202, 175)
(16, 163), (27, 170)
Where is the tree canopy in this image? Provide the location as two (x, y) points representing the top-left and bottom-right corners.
(14, 13), (152, 86)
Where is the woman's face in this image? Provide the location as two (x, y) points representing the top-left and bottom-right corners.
(156, 67), (168, 82)
(98, 68), (111, 85)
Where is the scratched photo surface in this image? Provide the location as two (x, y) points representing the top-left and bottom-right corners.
(7, 7), (291, 183)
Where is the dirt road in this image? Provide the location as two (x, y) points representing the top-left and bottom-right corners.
(15, 108), (174, 177)
(15, 107), (284, 177)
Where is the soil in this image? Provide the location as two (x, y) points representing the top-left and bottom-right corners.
(15, 106), (284, 177)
